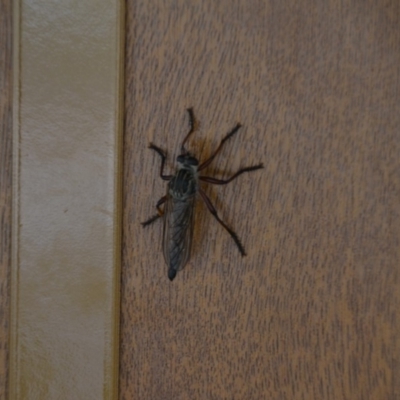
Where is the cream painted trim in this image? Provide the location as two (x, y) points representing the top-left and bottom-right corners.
(10, 0), (124, 398)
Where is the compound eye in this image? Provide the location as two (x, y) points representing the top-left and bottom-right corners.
(177, 155), (199, 166)
(187, 157), (199, 166)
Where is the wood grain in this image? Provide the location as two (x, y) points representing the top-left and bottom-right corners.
(121, 1), (400, 399)
(0, 0), (12, 398)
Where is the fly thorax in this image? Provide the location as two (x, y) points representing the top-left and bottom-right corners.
(168, 167), (198, 199)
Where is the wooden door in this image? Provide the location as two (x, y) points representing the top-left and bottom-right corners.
(1, 0), (399, 399)
(120, 2), (400, 399)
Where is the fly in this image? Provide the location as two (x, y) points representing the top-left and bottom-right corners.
(142, 108), (263, 281)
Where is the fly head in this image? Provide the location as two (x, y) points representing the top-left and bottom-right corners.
(177, 154), (199, 169)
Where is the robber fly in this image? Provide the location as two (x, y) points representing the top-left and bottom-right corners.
(142, 108), (263, 281)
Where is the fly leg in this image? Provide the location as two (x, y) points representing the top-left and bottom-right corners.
(198, 189), (246, 256)
(198, 123), (242, 171)
(148, 144), (172, 181)
(199, 164), (263, 184)
(181, 108), (198, 154)
(141, 195), (167, 226)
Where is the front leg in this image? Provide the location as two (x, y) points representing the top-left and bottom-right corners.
(148, 144), (172, 181)
(198, 123), (242, 171)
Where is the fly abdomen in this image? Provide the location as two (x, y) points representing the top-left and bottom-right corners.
(163, 196), (195, 281)
(168, 268), (177, 281)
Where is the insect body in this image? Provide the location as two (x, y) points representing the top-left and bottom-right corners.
(142, 108), (263, 281)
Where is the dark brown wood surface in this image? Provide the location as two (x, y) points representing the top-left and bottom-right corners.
(0, 0), (12, 398)
(121, 1), (400, 399)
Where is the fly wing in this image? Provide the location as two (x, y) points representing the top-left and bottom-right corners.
(162, 194), (195, 280)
